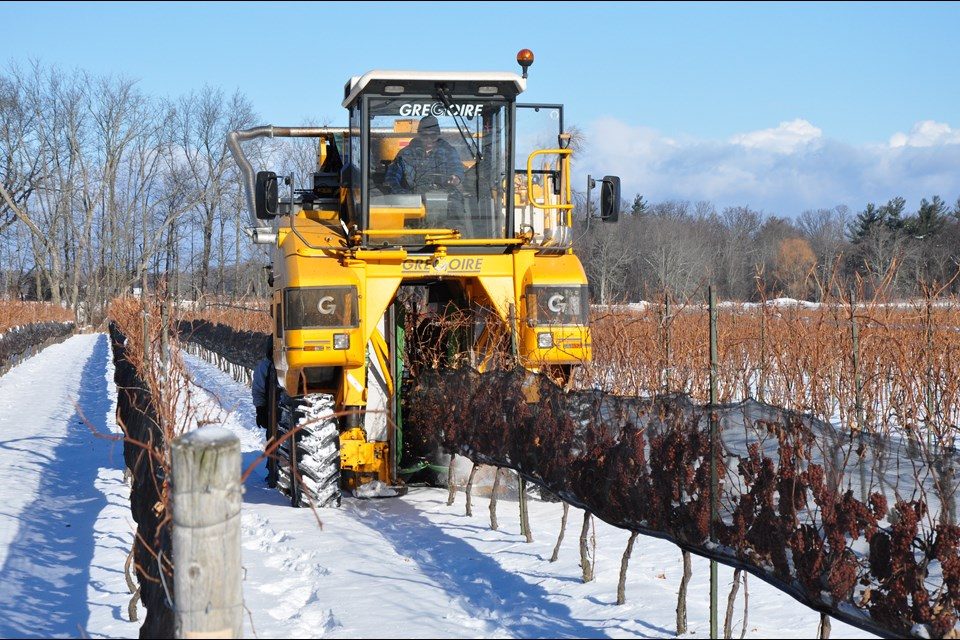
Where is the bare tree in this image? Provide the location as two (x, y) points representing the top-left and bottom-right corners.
(0, 62), (213, 319)
(634, 200), (714, 298)
(81, 73), (160, 312)
(578, 220), (634, 304)
(718, 206), (763, 299)
(1, 63), (86, 306)
(175, 87), (254, 299)
(798, 206), (850, 299)
(0, 71), (43, 235)
(853, 224), (913, 294)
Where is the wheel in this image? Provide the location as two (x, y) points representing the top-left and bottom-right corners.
(276, 393), (341, 508)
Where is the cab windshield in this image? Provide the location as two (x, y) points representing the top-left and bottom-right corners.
(365, 97), (510, 243)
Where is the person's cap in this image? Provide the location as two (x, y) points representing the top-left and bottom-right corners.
(418, 115), (441, 137)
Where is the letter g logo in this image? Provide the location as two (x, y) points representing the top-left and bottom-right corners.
(317, 296), (336, 315)
(547, 294), (567, 313)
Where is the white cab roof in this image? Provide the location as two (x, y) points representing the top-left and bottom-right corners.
(343, 70), (526, 107)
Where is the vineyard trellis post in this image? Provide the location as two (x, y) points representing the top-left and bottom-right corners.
(849, 287), (867, 504)
(171, 427), (243, 639)
(758, 301), (766, 404)
(160, 293), (171, 374)
(662, 292), (671, 393)
(142, 272), (151, 362)
(925, 298), (934, 451)
(928, 293), (957, 526)
(509, 303), (518, 361)
(849, 287), (864, 433)
(708, 285), (719, 640)
(754, 270), (767, 405)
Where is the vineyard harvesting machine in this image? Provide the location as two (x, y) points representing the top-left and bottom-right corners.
(228, 51), (621, 506)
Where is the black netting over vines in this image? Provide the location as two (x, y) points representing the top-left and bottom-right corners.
(108, 323), (174, 639)
(176, 319), (268, 371)
(405, 367), (960, 639)
(0, 322), (74, 374)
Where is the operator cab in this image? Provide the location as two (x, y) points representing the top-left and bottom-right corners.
(245, 68), (616, 253)
(341, 71), (563, 250)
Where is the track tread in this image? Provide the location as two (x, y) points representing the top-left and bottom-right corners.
(276, 393), (341, 508)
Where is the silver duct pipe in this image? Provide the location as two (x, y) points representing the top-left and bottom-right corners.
(226, 126), (349, 225)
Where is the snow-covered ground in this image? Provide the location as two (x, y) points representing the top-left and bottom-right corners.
(0, 333), (877, 638)
(0, 333), (138, 638)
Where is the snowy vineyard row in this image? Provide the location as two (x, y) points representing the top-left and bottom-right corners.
(170, 315), (956, 639)
(105, 298), (281, 637)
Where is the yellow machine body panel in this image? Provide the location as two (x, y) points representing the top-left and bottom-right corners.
(519, 253), (593, 366)
(339, 427), (390, 486)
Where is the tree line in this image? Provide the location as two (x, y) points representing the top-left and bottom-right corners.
(577, 193), (960, 303)
(3, 61), (958, 323)
(0, 62), (315, 323)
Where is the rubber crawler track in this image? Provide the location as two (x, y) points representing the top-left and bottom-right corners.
(276, 393), (341, 508)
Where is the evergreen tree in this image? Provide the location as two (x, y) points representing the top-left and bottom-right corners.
(851, 196), (909, 241)
(907, 195), (948, 238)
(879, 196), (907, 232)
(849, 202), (883, 241)
(631, 194), (648, 216)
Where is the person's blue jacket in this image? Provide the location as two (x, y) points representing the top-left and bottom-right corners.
(252, 358), (271, 408)
(384, 137), (463, 193)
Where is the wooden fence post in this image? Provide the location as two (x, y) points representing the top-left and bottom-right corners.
(172, 427), (243, 639)
(708, 285), (719, 640)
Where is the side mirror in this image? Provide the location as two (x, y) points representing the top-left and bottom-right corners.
(600, 175), (621, 222)
(255, 171), (279, 219)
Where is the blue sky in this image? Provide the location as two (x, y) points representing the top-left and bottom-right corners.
(4, 1), (960, 217)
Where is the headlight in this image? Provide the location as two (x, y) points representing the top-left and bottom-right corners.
(537, 332), (554, 349)
(333, 333), (350, 350)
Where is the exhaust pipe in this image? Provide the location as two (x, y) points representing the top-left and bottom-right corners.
(250, 228), (278, 245)
(227, 126), (348, 225)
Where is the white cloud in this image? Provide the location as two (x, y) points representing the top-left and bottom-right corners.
(579, 118), (960, 216)
(889, 120), (960, 148)
(729, 119), (823, 154)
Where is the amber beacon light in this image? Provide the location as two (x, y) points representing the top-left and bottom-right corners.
(516, 48), (535, 78)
